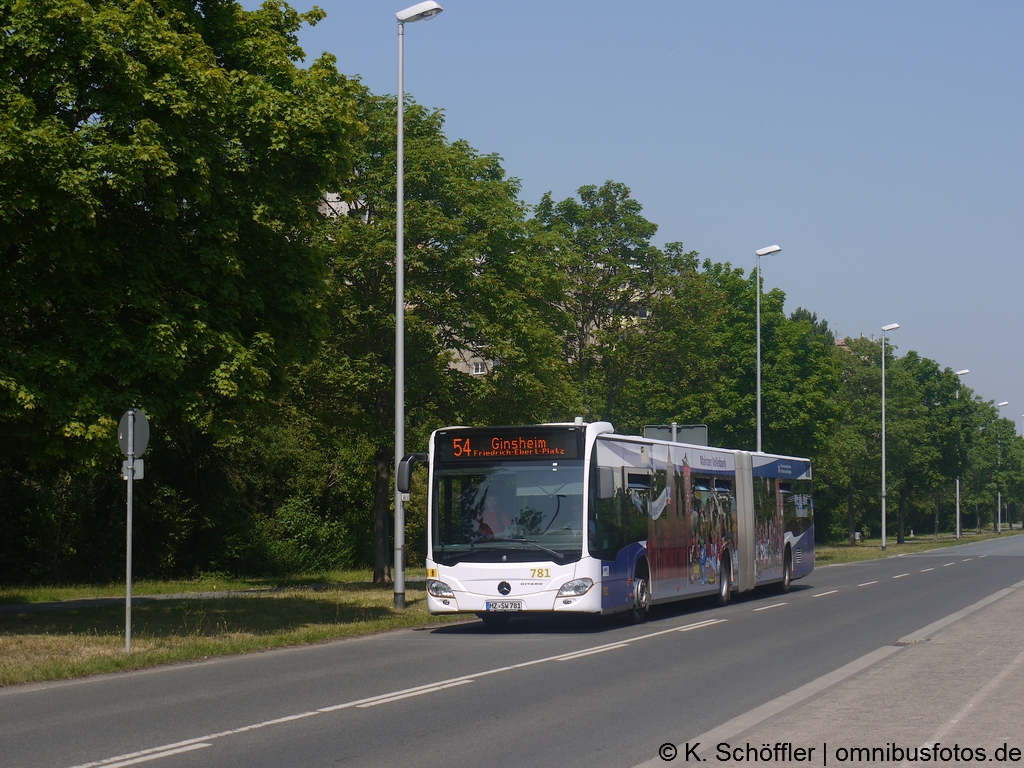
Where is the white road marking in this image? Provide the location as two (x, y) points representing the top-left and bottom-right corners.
(556, 643), (630, 661)
(357, 679), (473, 707)
(921, 568), (935, 572)
(68, 617), (727, 768)
(812, 590), (838, 598)
(70, 744), (211, 768)
(858, 580), (878, 587)
(962, 558), (972, 561)
(753, 602), (786, 612)
(893, 573), (909, 579)
(98, 745), (211, 768)
(943, 562), (955, 567)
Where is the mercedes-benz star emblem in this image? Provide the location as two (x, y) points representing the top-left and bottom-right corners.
(498, 581), (512, 595)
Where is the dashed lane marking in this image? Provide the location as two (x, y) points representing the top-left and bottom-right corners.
(556, 643), (630, 661)
(356, 679), (473, 707)
(68, 618), (728, 768)
(73, 744), (211, 768)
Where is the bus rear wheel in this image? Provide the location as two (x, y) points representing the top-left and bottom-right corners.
(716, 556), (731, 607)
(779, 549), (792, 594)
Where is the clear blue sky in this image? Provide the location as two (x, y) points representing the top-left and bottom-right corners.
(255, 1), (1024, 430)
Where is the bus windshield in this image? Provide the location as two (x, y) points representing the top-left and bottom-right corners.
(431, 459), (584, 565)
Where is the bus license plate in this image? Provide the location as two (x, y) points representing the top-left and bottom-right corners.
(486, 601), (523, 612)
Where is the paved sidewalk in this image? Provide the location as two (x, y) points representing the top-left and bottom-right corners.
(658, 579), (1024, 766)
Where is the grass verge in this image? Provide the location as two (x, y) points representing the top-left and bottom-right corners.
(0, 579), (464, 687)
(816, 527), (1024, 566)
(0, 569), (396, 605)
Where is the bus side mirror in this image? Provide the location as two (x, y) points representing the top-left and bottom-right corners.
(397, 453), (428, 494)
(597, 466), (615, 500)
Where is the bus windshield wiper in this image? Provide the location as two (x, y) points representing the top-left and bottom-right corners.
(502, 538), (565, 559)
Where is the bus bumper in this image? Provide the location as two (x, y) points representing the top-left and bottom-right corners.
(425, 565), (603, 615)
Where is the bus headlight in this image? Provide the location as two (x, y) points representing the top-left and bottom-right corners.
(556, 578), (594, 597)
(426, 579), (455, 598)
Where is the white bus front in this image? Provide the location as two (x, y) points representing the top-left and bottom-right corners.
(424, 425), (601, 622)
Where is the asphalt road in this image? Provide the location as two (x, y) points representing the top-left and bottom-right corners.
(3, 535), (1024, 768)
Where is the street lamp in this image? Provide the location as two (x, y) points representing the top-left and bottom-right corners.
(996, 400), (1009, 533)
(754, 244), (781, 453)
(954, 369), (969, 539)
(880, 322), (899, 550)
(395, 0), (443, 610)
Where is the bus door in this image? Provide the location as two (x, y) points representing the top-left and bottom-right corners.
(591, 440), (651, 614)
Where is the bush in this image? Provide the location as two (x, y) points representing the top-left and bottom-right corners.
(255, 496), (356, 575)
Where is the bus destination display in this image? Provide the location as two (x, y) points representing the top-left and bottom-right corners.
(436, 429), (581, 462)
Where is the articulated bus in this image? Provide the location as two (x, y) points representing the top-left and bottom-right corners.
(398, 421), (813, 625)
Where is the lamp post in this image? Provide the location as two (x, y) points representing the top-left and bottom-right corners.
(996, 400), (1009, 533)
(754, 244), (781, 453)
(954, 369), (969, 539)
(395, 0), (443, 610)
(880, 323), (899, 550)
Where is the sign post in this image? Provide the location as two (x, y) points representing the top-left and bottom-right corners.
(118, 408), (149, 654)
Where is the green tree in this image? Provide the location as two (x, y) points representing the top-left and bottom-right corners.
(306, 92), (571, 582)
(879, 353), (976, 543)
(963, 402), (1021, 533)
(0, 0), (361, 579)
(789, 307), (836, 346)
(814, 339), (981, 545)
(530, 181), (669, 418)
(603, 244), (726, 433)
(761, 305), (842, 459)
(682, 261), (840, 458)
(814, 336), (882, 543)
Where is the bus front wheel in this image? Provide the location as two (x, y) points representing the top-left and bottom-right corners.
(627, 563), (651, 624)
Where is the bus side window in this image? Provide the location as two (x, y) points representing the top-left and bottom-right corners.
(625, 473), (650, 544)
(589, 464), (627, 561)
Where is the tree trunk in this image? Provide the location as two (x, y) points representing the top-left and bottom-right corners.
(976, 503), (980, 533)
(847, 488), (856, 546)
(897, 486), (907, 544)
(372, 444), (393, 585)
(933, 492), (939, 539)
